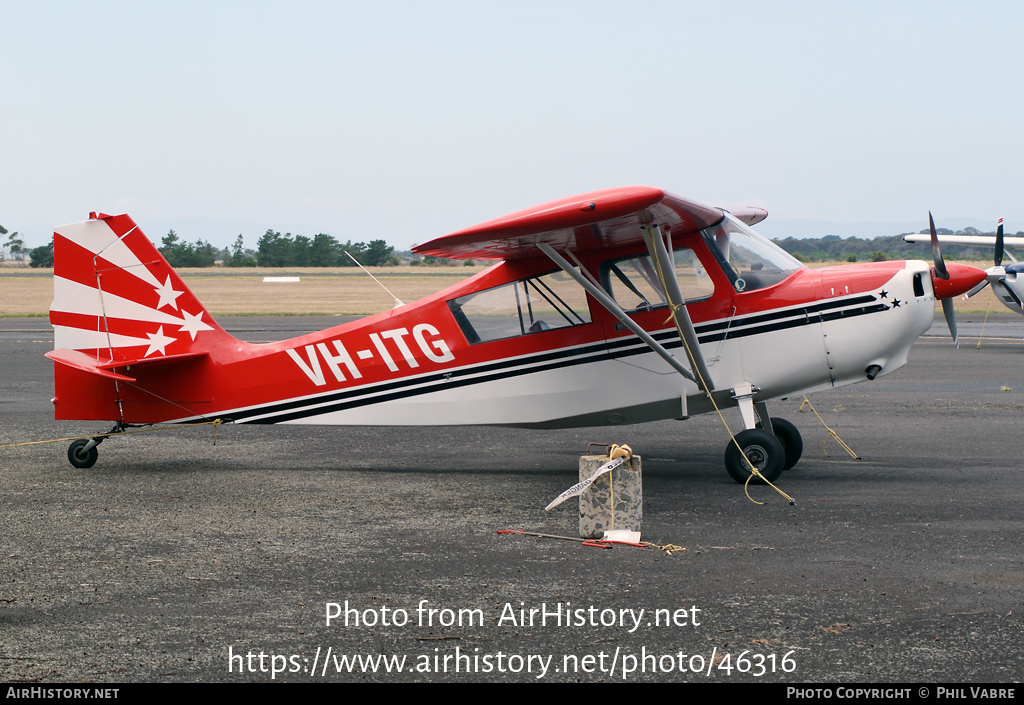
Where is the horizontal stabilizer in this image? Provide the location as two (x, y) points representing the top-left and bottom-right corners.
(46, 349), (136, 382)
(98, 350), (209, 370)
(47, 348), (209, 382)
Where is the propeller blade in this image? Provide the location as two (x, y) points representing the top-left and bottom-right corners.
(930, 211), (949, 280)
(964, 280), (990, 298)
(941, 297), (958, 348)
(967, 264), (1009, 300)
(995, 218), (1004, 267)
(926, 214), (986, 346)
(962, 278), (987, 299)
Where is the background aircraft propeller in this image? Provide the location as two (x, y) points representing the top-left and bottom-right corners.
(963, 218), (1007, 300)
(995, 217), (1005, 267)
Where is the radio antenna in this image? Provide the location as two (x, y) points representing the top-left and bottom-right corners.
(345, 251), (404, 308)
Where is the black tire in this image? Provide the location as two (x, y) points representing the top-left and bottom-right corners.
(724, 429), (785, 485)
(757, 418), (803, 470)
(68, 439), (98, 469)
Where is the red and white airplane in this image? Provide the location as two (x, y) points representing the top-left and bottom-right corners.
(47, 186), (986, 482)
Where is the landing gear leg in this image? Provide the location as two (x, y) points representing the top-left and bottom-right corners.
(752, 401), (803, 471)
(724, 386), (785, 484)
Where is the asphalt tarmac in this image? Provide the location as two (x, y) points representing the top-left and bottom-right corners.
(1, 315), (1022, 683)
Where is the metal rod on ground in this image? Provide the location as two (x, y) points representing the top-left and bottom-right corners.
(497, 530), (612, 549)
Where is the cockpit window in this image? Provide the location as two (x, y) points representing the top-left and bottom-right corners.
(448, 269), (591, 344)
(603, 246), (715, 312)
(702, 213), (803, 292)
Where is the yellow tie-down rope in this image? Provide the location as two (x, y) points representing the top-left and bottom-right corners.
(607, 443), (632, 461)
(0, 419), (225, 452)
(647, 237), (794, 506)
(643, 541), (686, 556)
(598, 444), (686, 554)
(798, 396), (859, 460)
(604, 443), (632, 532)
(975, 297), (993, 349)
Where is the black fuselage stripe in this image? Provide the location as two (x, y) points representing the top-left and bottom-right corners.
(694, 295), (877, 333)
(227, 341), (612, 422)
(696, 303), (889, 343)
(225, 297), (884, 424)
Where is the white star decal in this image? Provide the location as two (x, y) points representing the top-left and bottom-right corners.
(154, 275), (184, 311)
(178, 310), (214, 341)
(144, 326), (175, 357)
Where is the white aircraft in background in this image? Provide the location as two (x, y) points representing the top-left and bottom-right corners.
(905, 217), (1024, 319)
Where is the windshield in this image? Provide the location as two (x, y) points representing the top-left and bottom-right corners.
(702, 213), (803, 292)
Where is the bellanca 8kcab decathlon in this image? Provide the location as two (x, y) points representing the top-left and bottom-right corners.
(47, 186), (986, 482)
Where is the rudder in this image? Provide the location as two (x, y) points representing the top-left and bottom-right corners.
(50, 212), (229, 361)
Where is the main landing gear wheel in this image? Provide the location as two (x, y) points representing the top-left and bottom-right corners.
(724, 429), (785, 485)
(757, 417), (803, 470)
(67, 439), (98, 469)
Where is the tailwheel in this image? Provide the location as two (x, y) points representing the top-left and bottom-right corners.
(724, 429), (785, 485)
(66, 423), (124, 469)
(67, 439), (99, 469)
(757, 417), (803, 470)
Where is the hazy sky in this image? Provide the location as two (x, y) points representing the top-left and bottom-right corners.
(4, 1), (1024, 250)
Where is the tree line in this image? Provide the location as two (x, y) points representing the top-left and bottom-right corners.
(159, 230), (399, 268)
(0, 225), (54, 269)
(8, 222), (1014, 270)
(1, 226), (31, 265)
(773, 226), (1018, 263)
(0, 226), (401, 269)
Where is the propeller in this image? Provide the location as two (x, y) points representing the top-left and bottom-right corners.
(929, 211), (949, 281)
(995, 217), (1005, 267)
(927, 212), (988, 348)
(900, 215), (994, 334)
(928, 211), (958, 346)
(963, 217), (1007, 299)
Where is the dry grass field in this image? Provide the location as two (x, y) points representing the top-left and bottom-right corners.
(0, 266), (489, 317)
(0, 260), (1004, 317)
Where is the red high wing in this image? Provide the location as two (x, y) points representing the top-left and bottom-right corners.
(412, 186), (723, 260)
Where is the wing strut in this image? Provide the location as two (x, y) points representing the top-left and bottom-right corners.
(537, 242), (709, 390)
(639, 222), (715, 392)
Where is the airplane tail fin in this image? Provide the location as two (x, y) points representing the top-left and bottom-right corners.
(48, 213), (241, 423)
(49, 212), (230, 361)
